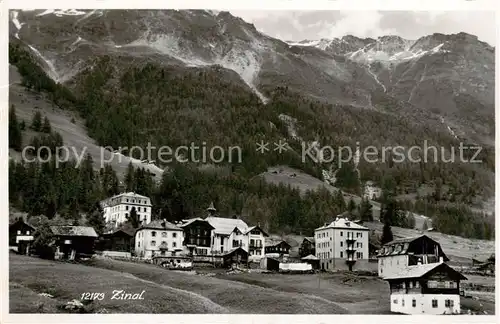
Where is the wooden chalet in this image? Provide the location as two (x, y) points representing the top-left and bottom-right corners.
(384, 261), (467, 314)
(9, 219), (36, 254)
(50, 226), (98, 260)
(265, 238), (291, 257)
(99, 229), (134, 252)
(298, 237), (316, 258)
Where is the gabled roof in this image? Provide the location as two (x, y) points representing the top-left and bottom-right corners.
(245, 225), (269, 237)
(9, 219), (36, 231)
(265, 238), (291, 248)
(378, 235), (449, 261)
(137, 220), (182, 231)
(179, 218), (215, 229)
(102, 229), (133, 237)
(205, 216), (248, 235)
(385, 235), (426, 245)
(315, 217), (369, 231)
(303, 237), (315, 244)
(50, 226), (98, 238)
(383, 262), (467, 281)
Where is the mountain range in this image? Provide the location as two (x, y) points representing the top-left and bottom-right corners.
(8, 9), (495, 219)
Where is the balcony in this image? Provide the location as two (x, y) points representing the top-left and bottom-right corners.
(346, 236), (356, 242)
(345, 245), (356, 252)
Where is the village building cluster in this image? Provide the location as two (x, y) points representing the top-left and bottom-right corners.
(9, 191), (472, 315)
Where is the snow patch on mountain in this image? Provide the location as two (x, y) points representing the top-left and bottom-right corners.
(287, 39), (332, 50)
(27, 45), (60, 82)
(11, 10), (24, 39)
(366, 64), (386, 92)
(128, 31), (269, 103)
(37, 9), (87, 17)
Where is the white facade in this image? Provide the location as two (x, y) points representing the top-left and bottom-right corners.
(315, 217), (369, 271)
(204, 217), (267, 261)
(379, 254), (409, 278)
(390, 293), (460, 315)
(134, 220), (184, 259)
(247, 227), (266, 261)
(102, 192), (152, 227)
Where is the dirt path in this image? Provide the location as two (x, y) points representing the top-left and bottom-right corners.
(120, 272), (229, 313)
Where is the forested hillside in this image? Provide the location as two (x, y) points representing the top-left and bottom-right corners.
(8, 40), (495, 240)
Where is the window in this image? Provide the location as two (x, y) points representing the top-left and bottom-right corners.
(340, 231), (343, 236)
(126, 206), (129, 211)
(17, 230), (21, 235)
(161, 251), (165, 256)
(127, 199), (129, 202)
(393, 299), (397, 304)
(26, 230), (30, 235)
(445, 299), (454, 307)
(432, 300), (438, 308)
(402, 299), (405, 307)
(256, 250), (261, 255)
(138, 242), (140, 247)
(152, 231), (157, 237)
(340, 252), (343, 258)
(415, 281), (420, 288)
(340, 241), (343, 247)
(162, 232), (167, 237)
(409, 281), (413, 289)
(161, 241), (167, 246)
(173, 232), (177, 238)
(412, 299), (416, 307)
(151, 241), (156, 246)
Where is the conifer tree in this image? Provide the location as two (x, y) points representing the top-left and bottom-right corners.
(42, 116), (52, 133)
(31, 111), (42, 132)
(9, 105), (23, 151)
(381, 222), (394, 245)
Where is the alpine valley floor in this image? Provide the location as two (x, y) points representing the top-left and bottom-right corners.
(9, 253), (494, 314)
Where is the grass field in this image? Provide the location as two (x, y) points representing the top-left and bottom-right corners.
(9, 254), (494, 314)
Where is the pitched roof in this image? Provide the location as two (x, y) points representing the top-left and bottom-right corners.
(315, 217), (369, 231)
(304, 237), (315, 243)
(138, 220), (182, 231)
(245, 225), (269, 237)
(383, 262), (467, 280)
(205, 216), (248, 235)
(102, 229), (134, 237)
(179, 218), (215, 229)
(301, 254), (319, 260)
(265, 238), (291, 248)
(9, 219), (36, 231)
(50, 226), (98, 238)
(100, 192), (152, 206)
(385, 235), (426, 245)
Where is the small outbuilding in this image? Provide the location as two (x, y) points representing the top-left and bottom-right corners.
(301, 254), (320, 269)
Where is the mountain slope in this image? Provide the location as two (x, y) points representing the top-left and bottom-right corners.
(8, 9), (495, 238)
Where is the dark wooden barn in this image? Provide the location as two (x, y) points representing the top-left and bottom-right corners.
(50, 226), (98, 260)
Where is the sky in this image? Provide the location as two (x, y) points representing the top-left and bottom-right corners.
(230, 11), (496, 46)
